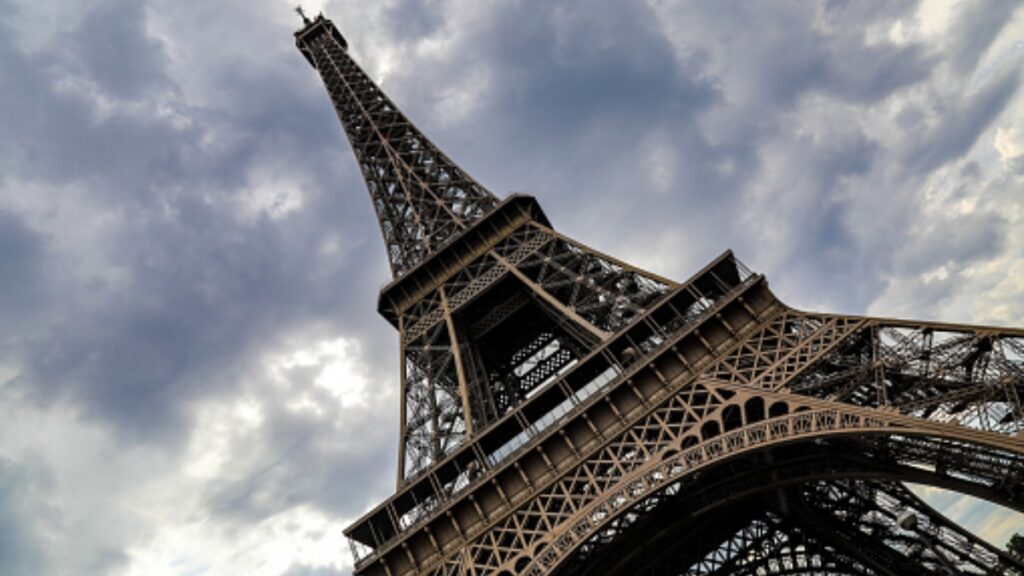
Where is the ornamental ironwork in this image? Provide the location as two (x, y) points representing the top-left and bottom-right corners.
(295, 13), (1024, 576)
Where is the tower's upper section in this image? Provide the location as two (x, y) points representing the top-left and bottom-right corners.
(295, 15), (499, 277)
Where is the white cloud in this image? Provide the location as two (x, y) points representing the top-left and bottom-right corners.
(237, 171), (306, 222)
(120, 504), (351, 576)
(0, 401), (171, 574)
(916, 0), (957, 38)
(995, 124), (1024, 162)
(269, 337), (370, 411)
(0, 325), (381, 575)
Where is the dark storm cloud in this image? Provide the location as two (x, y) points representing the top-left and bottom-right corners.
(352, 1), (712, 174)
(0, 210), (48, 321)
(12, 175), (388, 443)
(0, 458), (50, 576)
(820, 38), (934, 104)
(0, 456), (131, 575)
(202, 399), (397, 523)
(758, 131), (886, 308)
(466, 1), (726, 262)
(947, 0), (1021, 74)
(0, 2), (404, 566)
(0, 4), (189, 200)
(483, 2), (706, 132)
(896, 202), (1008, 277)
(619, 1), (1019, 315)
(67, 0), (171, 100)
(903, 67), (1021, 172)
(0, 0), (396, 448)
(0, 2), (58, 171)
(380, 0), (444, 40)
(649, 1), (931, 110)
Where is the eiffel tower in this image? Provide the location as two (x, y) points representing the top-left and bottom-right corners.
(294, 12), (1024, 576)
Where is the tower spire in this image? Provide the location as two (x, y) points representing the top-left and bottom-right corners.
(295, 17), (499, 277)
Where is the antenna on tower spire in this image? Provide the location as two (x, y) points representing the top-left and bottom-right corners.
(295, 5), (311, 25)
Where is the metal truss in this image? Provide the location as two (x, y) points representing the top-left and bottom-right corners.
(581, 501), (872, 576)
(568, 477), (1020, 576)
(673, 511), (872, 576)
(513, 230), (672, 333)
(793, 479), (1023, 575)
(295, 16), (498, 277)
(393, 216), (676, 479)
(677, 512), (863, 576)
(786, 320), (1024, 435)
(336, 254), (1024, 575)
(294, 14), (1024, 576)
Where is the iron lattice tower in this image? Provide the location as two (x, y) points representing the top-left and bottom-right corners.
(295, 14), (1024, 576)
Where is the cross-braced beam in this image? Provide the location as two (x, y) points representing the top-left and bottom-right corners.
(638, 510), (872, 576)
(793, 479), (1023, 575)
(787, 319), (1024, 436)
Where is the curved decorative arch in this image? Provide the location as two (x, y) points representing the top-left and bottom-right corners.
(561, 451), (1021, 576)
(508, 391), (1024, 576)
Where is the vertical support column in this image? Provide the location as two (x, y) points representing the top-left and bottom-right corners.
(398, 316), (409, 486)
(872, 324), (889, 407)
(441, 286), (475, 437)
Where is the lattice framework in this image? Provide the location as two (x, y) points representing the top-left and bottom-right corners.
(293, 14), (1024, 576)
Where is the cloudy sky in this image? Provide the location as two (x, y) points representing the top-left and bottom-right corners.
(0, 0), (1022, 574)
